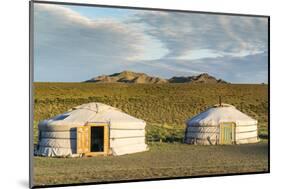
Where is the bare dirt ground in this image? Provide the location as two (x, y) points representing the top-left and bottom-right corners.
(33, 142), (268, 186)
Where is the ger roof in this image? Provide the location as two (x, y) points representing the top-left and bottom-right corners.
(187, 103), (257, 126)
(39, 102), (146, 130)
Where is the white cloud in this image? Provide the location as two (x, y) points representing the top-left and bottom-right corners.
(130, 11), (268, 59)
(176, 49), (223, 60)
(34, 4), (166, 64)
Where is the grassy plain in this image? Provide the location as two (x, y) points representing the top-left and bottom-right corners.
(33, 82), (269, 186)
(33, 82), (268, 143)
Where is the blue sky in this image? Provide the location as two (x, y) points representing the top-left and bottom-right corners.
(34, 3), (268, 83)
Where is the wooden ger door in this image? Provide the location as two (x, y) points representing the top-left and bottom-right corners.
(220, 122), (235, 144)
(77, 126), (90, 154)
(77, 123), (109, 156)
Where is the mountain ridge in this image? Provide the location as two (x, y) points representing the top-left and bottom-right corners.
(84, 70), (228, 84)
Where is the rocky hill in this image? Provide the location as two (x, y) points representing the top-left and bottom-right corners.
(85, 71), (228, 84)
(85, 70), (168, 84)
(169, 73), (228, 84)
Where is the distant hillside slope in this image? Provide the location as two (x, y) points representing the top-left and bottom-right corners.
(85, 71), (228, 84)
